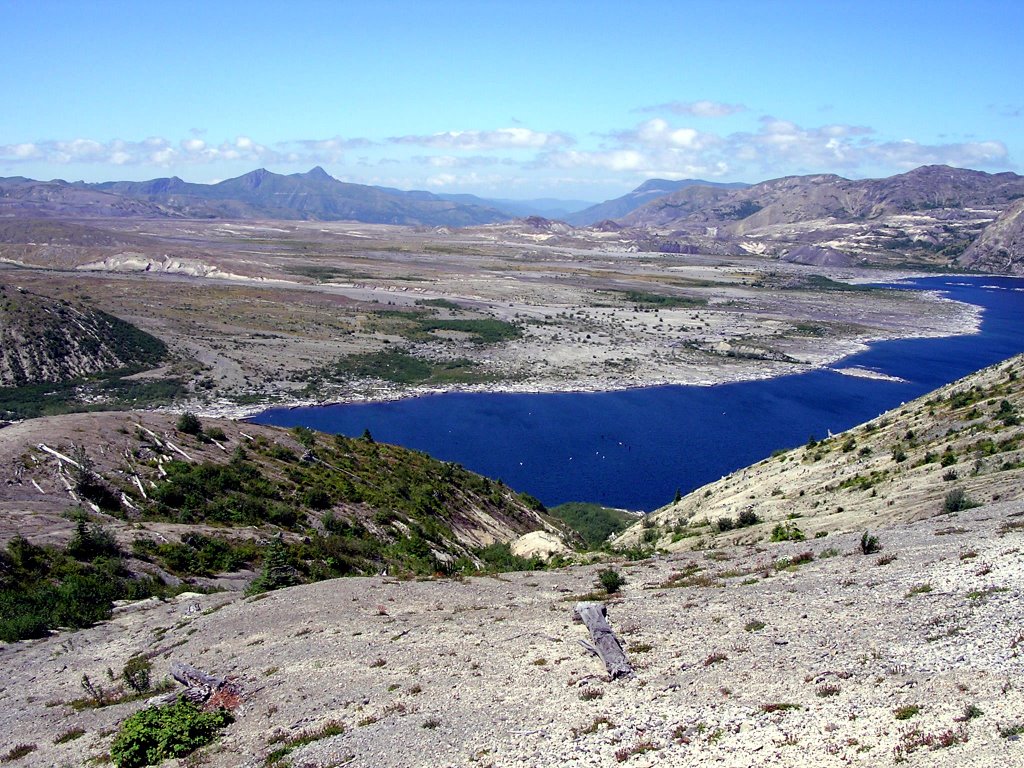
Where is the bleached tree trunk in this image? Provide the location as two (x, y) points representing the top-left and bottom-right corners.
(573, 602), (633, 679)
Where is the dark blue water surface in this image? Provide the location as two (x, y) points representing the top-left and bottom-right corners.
(251, 276), (1024, 511)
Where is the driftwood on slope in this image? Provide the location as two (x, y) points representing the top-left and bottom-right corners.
(147, 661), (243, 710)
(573, 601), (633, 679)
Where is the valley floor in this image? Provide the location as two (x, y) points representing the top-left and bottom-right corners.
(0, 220), (980, 418)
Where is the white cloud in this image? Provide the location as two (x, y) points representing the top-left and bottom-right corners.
(539, 116), (1009, 181)
(412, 154), (502, 169)
(547, 149), (646, 172)
(425, 172), (458, 187)
(11, 143), (39, 158)
(390, 127), (574, 150)
(0, 116), (1011, 194)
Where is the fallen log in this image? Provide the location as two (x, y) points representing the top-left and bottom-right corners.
(170, 661), (228, 689)
(146, 662), (243, 709)
(572, 601), (633, 679)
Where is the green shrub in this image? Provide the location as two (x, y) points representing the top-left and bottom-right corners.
(770, 522), (805, 542)
(859, 531), (881, 555)
(715, 517), (735, 532)
(895, 704), (921, 720)
(204, 426), (227, 442)
(0, 531), (167, 642)
(176, 412), (202, 435)
(245, 537), (298, 595)
(1, 744), (36, 762)
(736, 509), (761, 527)
(292, 426), (316, 448)
(301, 487), (332, 510)
(943, 488), (978, 513)
(122, 655), (153, 694)
(110, 699), (233, 768)
(598, 568), (626, 594)
(474, 542), (542, 573)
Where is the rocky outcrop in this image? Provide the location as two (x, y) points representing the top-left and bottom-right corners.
(958, 197), (1024, 274)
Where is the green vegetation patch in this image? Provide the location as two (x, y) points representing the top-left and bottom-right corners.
(283, 265), (372, 282)
(0, 374), (186, 421)
(0, 520), (176, 642)
(140, 430), (552, 582)
(795, 275), (877, 292)
(613, 290), (707, 308)
(132, 534), (261, 577)
(316, 348), (489, 387)
(415, 298), (463, 310)
(110, 699), (233, 768)
(548, 502), (636, 549)
(367, 309), (521, 344)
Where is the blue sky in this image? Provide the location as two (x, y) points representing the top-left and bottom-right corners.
(2, 0), (1021, 201)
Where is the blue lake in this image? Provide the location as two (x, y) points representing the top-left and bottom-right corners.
(250, 276), (1024, 511)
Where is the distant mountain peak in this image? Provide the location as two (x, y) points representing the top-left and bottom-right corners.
(303, 166), (334, 181)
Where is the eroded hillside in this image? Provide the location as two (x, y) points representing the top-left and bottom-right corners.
(0, 286), (167, 388)
(0, 411), (565, 591)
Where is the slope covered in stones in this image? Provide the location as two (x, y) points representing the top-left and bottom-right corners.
(0, 286), (167, 389)
(2, 501), (1022, 767)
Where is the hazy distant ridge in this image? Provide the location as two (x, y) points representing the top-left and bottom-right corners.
(564, 178), (750, 226)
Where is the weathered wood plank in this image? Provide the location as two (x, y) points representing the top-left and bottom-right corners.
(572, 601), (633, 679)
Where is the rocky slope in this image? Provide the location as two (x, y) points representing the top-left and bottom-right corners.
(959, 198), (1024, 274)
(621, 165), (1024, 273)
(1, 501), (1021, 766)
(0, 286), (167, 388)
(615, 354), (1024, 551)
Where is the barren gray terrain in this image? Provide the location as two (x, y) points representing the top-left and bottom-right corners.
(0, 217), (977, 417)
(2, 503), (1023, 767)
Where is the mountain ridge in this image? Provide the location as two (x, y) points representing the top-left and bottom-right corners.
(80, 167), (511, 226)
(564, 177), (750, 226)
(619, 165), (1024, 272)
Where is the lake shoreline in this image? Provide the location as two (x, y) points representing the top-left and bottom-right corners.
(197, 281), (980, 422)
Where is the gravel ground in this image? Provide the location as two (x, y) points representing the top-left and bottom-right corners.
(2, 503), (1023, 767)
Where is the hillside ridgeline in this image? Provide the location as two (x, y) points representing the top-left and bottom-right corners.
(0, 411), (571, 640)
